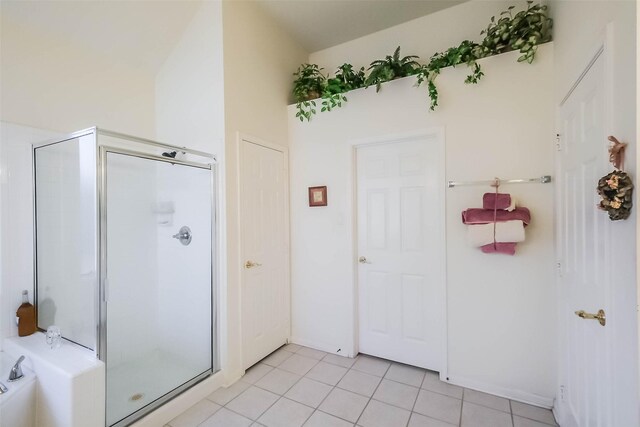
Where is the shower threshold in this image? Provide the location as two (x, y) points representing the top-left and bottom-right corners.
(106, 349), (211, 427)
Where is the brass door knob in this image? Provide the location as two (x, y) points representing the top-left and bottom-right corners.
(575, 309), (606, 326)
(245, 260), (262, 269)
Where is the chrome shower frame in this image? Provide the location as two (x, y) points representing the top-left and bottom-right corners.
(32, 127), (219, 427)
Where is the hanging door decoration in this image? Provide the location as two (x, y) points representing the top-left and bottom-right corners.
(597, 136), (633, 221)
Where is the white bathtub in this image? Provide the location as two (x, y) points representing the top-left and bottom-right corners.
(0, 351), (36, 427)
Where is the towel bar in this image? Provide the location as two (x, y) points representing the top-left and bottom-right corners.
(448, 175), (552, 188)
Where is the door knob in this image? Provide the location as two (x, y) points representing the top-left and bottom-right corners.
(245, 260), (262, 269)
(575, 309), (606, 326)
(358, 256), (371, 264)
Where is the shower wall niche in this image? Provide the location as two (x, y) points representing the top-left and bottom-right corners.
(33, 128), (218, 427)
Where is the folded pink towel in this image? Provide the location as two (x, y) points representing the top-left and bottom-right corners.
(481, 242), (517, 255)
(483, 193), (511, 210)
(461, 207), (531, 226)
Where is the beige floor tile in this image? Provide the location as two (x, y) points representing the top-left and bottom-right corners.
(408, 412), (457, 427)
(168, 399), (221, 427)
(243, 364), (275, 384)
(318, 387), (369, 423)
(372, 379), (419, 410)
(463, 389), (510, 413)
(199, 408), (252, 427)
(305, 361), (348, 386)
(284, 377), (333, 408)
(511, 402), (557, 426)
(460, 402), (512, 427)
(296, 347), (327, 360)
(384, 363), (426, 387)
(357, 399), (411, 427)
(304, 410), (354, 427)
(352, 355), (391, 377)
(513, 415), (556, 427)
(208, 381), (251, 406)
(283, 343), (302, 353)
(336, 369), (381, 397)
(226, 386), (280, 420)
(421, 372), (463, 399)
(322, 353), (356, 368)
(263, 349), (294, 367)
(413, 389), (462, 425)
(278, 354), (319, 376)
(255, 368), (302, 395)
(257, 397), (314, 427)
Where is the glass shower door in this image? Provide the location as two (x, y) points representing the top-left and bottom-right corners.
(103, 149), (213, 427)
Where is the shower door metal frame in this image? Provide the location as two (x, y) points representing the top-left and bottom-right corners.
(98, 143), (218, 427)
(32, 127), (219, 427)
(32, 128), (100, 351)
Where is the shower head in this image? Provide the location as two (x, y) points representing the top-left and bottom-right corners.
(162, 151), (177, 158)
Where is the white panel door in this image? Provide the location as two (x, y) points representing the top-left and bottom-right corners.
(240, 139), (290, 369)
(356, 137), (444, 370)
(557, 53), (613, 426)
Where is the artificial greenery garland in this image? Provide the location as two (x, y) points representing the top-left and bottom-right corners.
(292, 1), (552, 121)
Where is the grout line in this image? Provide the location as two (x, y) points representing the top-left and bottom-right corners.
(459, 400), (464, 427)
(315, 408), (361, 426)
(354, 396), (373, 426)
(353, 360), (392, 426)
(510, 400), (514, 427)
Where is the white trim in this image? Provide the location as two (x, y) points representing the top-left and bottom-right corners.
(290, 336), (357, 358)
(447, 374), (554, 409)
(236, 133), (291, 370)
(348, 127), (448, 377)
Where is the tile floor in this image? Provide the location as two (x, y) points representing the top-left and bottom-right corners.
(166, 344), (558, 427)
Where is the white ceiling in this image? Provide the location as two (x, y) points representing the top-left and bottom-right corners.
(257, 0), (467, 52)
(1, 0), (203, 72)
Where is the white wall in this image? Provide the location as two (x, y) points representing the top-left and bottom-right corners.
(155, 1), (225, 151)
(221, 0), (308, 380)
(552, 1), (638, 426)
(289, 45), (556, 406)
(0, 11), (156, 138)
(0, 122), (61, 350)
(310, 0), (531, 73)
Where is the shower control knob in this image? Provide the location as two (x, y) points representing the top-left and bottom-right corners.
(172, 226), (192, 246)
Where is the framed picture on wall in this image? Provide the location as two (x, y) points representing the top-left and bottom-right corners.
(308, 186), (327, 207)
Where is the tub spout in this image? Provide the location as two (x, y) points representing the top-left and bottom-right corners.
(8, 355), (25, 382)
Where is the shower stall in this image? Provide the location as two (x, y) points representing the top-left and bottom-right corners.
(32, 128), (217, 427)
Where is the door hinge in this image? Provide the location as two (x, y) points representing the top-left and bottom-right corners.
(560, 384), (565, 402)
(556, 133), (562, 151)
(556, 261), (562, 277)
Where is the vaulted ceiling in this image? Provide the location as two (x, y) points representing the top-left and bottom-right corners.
(257, 0), (467, 52)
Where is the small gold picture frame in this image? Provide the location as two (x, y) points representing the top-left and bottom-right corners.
(308, 186), (327, 207)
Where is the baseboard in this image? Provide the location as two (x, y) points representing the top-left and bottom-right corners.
(290, 336), (356, 358)
(131, 370), (227, 427)
(447, 375), (555, 409)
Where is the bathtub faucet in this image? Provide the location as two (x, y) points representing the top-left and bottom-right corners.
(8, 355), (25, 382)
